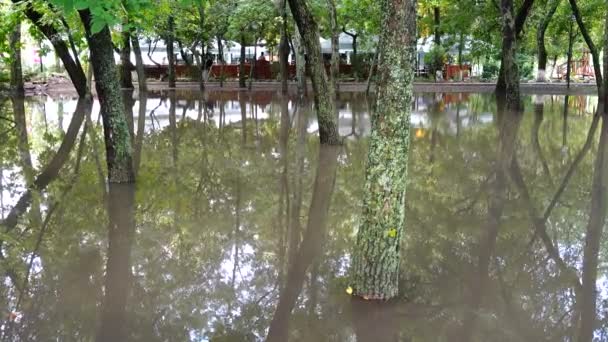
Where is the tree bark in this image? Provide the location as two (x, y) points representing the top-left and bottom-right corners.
(9, 18), (24, 96)
(279, 0), (290, 94)
(287, 0), (340, 144)
(197, 3), (206, 91)
(167, 16), (177, 88)
(131, 33), (147, 92)
(351, 0), (416, 300)
(567, 20), (574, 88)
(218, 36), (226, 87)
(120, 28), (134, 89)
(327, 0), (340, 94)
(568, 0), (603, 94)
(79, 10), (135, 184)
(239, 34), (247, 88)
(293, 26), (307, 96)
(433, 6), (441, 45)
(536, 0), (559, 82)
(497, 0), (521, 110)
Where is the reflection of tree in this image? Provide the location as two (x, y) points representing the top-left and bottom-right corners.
(266, 145), (340, 342)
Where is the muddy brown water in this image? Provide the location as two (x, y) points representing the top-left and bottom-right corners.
(0, 90), (605, 341)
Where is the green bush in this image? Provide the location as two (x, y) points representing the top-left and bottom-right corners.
(424, 46), (447, 79)
(482, 64), (499, 80)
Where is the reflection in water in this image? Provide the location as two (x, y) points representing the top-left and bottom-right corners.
(0, 91), (607, 341)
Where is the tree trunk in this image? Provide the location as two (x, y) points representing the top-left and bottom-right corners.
(497, 0), (521, 110)
(351, 0), (416, 300)
(249, 40), (257, 90)
(240, 34), (247, 88)
(167, 16), (176, 88)
(287, 0), (340, 144)
(293, 27), (307, 96)
(578, 114), (608, 342)
(266, 145), (340, 342)
(366, 39), (380, 96)
(120, 28), (134, 89)
(433, 6), (441, 45)
(197, 3), (206, 91)
(279, 0), (290, 94)
(95, 183), (136, 342)
(536, 0), (559, 82)
(568, 0), (603, 94)
(567, 20), (574, 88)
(79, 10), (135, 184)
(327, 0), (340, 94)
(218, 36), (226, 87)
(131, 33), (147, 92)
(9, 18), (24, 96)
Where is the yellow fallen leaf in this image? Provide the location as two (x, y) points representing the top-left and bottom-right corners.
(346, 286), (353, 295)
(387, 228), (398, 238)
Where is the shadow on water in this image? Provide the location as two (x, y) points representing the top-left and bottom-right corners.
(1, 91), (608, 341)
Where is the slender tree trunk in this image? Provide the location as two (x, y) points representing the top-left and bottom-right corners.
(578, 114), (608, 342)
(366, 39), (380, 96)
(249, 40), (257, 90)
(279, 0), (290, 94)
(197, 3), (206, 91)
(240, 34), (247, 88)
(567, 21), (574, 88)
(497, 0), (521, 110)
(167, 16), (176, 88)
(327, 0), (340, 94)
(351, 0), (416, 300)
(120, 28), (134, 89)
(287, 0), (340, 144)
(9, 18), (24, 96)
(536, 0), (559, 82)
(218, 36), (226, 87)
(568, 0), (603, 94)
(129, 34), (147, 92)
(95, 183), (136, 342)
(433, 6), (441, 45)
(79, 10), (135, 183)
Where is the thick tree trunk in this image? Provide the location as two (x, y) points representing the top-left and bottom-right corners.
(239, 35), (247, 88)
(578, 113), (608, 342)
(79, 10), (135, 184)
(9, 19), (24, 96)
(351, 0), (416, 300)
(95, 183), (136, 342)
(131, 33), (147, 92)
(120, 28), (134, 89)
(327, 0), (340, 94)
(433, 6), (441, 45)
(536, 0), (559, 82)
(293, 27), (307, 96)
(287, 0), (340, 144)
(266, 145), (339, 342)
(497, 0), (521, 110)
(568, 0), (603, 94)
(167, 16), (176, 88)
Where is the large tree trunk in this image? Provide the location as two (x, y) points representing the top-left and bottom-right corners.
(266, 145), (340, 342)
(95, 183), (136, 342)
(578, 113), (608, 342)
(239, 34), (247, 88)
(9, 19), (24, 96)
(351, 0), (416, 300)
(131, 33), (147, 92)
(167, 16), (177, 88)
(536, 0), (559, 82)
(79, 10), (135, 184)
(497, 0), (521, 110)
(120, 28), (134, 89)
(287, 0), (340, 144)
(327, 0), (340, 94)
(293, 27), (307, 96)
(568, 0), (603, 94)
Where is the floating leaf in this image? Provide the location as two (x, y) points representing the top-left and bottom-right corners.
(387, 228), (398, 238)
(346, 286), (353, 295)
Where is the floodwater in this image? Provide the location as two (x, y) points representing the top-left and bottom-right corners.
(0, 90), (606, 341)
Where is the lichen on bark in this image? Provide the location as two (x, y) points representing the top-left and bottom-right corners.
(351, 0), (416, 300)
